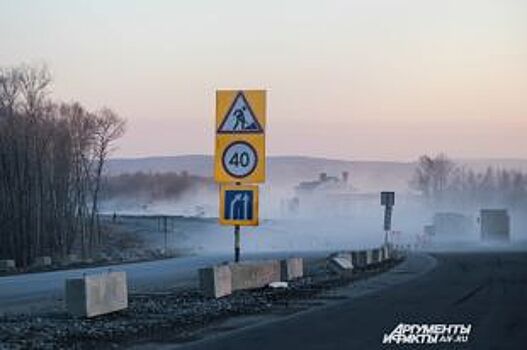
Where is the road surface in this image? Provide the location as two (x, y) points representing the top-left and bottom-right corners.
(0, 251), (328, 314)
(180, 251), (527, 350)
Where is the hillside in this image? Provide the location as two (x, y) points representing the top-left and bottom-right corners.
(106, 155), (527, 192)
(105, 155), (415, 191)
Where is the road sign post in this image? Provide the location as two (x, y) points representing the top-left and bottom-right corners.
(234, 225), (240, 262)
(215, 90), (266, 262)
(381, 191), (395, 245)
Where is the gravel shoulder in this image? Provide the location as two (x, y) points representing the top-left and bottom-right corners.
(0, 254), (431, 350)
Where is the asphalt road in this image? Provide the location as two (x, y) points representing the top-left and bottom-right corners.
(180, 251), (527, 350)
(0, 251), (328, 314)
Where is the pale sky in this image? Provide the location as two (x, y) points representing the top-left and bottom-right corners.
(1, 0), (526, 161)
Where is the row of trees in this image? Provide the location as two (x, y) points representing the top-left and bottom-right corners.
(0, 64), (125, 267)
(412, 153), (527, 210)
(102, 171), (214, 200)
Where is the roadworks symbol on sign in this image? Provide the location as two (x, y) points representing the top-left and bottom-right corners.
(217, 92), (263, 133)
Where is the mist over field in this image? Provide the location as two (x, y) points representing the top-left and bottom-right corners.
(99, 155), (527, 254)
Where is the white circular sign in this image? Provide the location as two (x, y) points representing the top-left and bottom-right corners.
(222, 141), (258, 178)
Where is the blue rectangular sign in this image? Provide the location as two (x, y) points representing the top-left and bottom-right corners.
(219, 185), (259, 226)
(224, 190), (254, 220)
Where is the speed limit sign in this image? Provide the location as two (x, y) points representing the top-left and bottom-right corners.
(214, 90), (266, 183)
(222, 141), (258, 178)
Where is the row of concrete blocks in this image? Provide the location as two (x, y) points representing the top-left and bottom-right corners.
(328, 245), (393, 274)
(0, 255), (81, 273)
(63, 258), (304, 318)
(0, 256), (53, 272)
(199, 258), (304, 299)
(0, 259), (16, 272)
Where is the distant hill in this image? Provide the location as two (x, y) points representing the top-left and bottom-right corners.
(105, 155), (527, 192)
(107, 155), (212, 177)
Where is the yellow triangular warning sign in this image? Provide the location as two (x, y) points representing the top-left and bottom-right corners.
(217, 92), (263, 133)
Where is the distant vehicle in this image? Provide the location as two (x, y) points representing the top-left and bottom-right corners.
(480, 209), (510, 242)
(432, 212), (473, 239)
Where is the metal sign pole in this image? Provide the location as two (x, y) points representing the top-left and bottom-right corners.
(234, 224), (241, 262)
(384, 205), (392, 245)
(234, 180), (242, 263)
(381, 192), (395, 247)
(163, 216), (168, 256)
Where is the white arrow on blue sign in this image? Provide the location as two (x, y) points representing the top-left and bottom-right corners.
(219, 184), (259, 226)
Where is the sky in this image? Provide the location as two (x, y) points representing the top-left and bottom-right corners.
(0, 0), (526, 161)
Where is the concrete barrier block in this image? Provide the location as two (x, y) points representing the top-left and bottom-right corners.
(94, 252), (111, 263)
(60, 254), (79, 266)
(332, 252), (352, 261)
(199, 265), (232, 298)
(67, 254), (79, 262)
(33, 256), (52, 267)
(366, 250), (374, 265)
(390, 245), (401, 259)
(379, 247), (385, 261)
(269, 281), (288, 289)
(371, 248), (382, 264)
(280, 258), (303, 281)
(328, 256), (353, 275)
(230, 260), (281, 291)
(0, 259), (16, 272)
(65, 271), (128, 318)
(351, 251), (367, 268)
(382, 245), (390, 261)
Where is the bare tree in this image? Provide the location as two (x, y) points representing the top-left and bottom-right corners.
(411, 153), (455, 202)
(411, 153), (527, 213)
(17, 64), (51, 116)
(89, 108), (126, 249)
(0, 63), (126, 266)
(0, 67), (21, 115)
